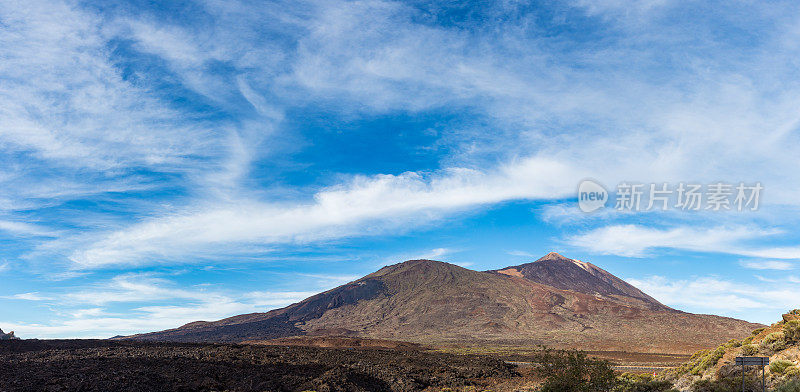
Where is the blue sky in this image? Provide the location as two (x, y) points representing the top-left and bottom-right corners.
(2, 0), (800, 338)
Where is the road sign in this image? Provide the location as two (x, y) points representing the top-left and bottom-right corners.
(736, 357), (769, 392)
(735, 357), (769, 366)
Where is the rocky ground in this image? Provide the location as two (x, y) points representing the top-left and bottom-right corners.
(0, 339), (518, 392)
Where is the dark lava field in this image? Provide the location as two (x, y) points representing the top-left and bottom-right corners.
(0, 340), (516, 392)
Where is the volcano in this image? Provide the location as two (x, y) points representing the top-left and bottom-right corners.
(126, 253), (761, 353)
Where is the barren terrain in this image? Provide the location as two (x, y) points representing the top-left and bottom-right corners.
(0, 339), (519, 392)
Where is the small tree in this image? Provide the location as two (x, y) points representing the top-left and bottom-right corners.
(532, 349), (617, 392)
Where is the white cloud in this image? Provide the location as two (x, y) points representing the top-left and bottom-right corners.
(628, 275), (800, 312)
(0, 0), (220, 170)
(507, 250), (536, 258)
(63, 273), (210, 305)
(0, 273), (316, 338)
(737, 246), (800, 260)
(69, 157), (579, 267)
(0, 220), (57, 237)
(3, 292), (51, 301)
(70, 308), (104, 318)
(296, 274), (360, 286)
(566, 224), (797, 259)
(740, 260), (797, 271)
(415, 248), (453, 260)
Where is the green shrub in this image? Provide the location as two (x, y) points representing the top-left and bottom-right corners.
(742, 336), (754, 345)
(786, 366), (800, 378)
(762, 332), (787, 352)
(691, 377), (759, 392)
(726, 339), (742, 348)
(741, 344), (758, 356)
(671, 349), (710, 377)
(772, 360), (796, 374)
(615, 373), (675, 392)
(532, 349), (617, 392)
(765, 332), (784, 343)
(784, 320), (800, 342)
(690, 346), (727, 375)
(752, 327), (767, 336)
(777, 379), (800, 392)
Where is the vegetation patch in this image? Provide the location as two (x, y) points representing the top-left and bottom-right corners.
(771, 360), (796, 375)
(670, 339), (742, 377)
(615, 373), (676, 392)
(741, 344), (758, 356)
(530, 349), (617, 392)
(762, 332), (787, 352)
(529, 349), (678, 392)
(784, 320), (800, 343)
(777, 379), (800, 392)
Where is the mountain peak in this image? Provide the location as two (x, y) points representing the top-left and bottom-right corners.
(534, 252), (593, 272)
(366, 259), (470, 281)
(537, 251), (570, 261)
(494, 252), (671, 311)
(400, 259), (447, 266)
(375, 259), (454, 272)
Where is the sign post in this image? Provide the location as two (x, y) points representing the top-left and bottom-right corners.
(735, 357), (769, 392)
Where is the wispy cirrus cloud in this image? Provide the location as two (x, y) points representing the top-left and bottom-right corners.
(0, 220), (58, 237)
(566, 224), (800, 260)
(68, 158), (579, 267)
(0, 0), (222, 170)
(740, 260), (797, 271)
(2, 292), (51, 301)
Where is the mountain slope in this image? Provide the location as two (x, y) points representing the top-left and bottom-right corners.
(126, 254), (762, 353)
(491, 252), (670, 311)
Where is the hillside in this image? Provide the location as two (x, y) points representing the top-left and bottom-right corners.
(667, 310), (800, 391)
(125, 253), (762, 354)
(490, 252), (671, 311)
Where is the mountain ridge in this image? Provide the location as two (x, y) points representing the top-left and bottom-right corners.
(124, 253), (762, 354)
